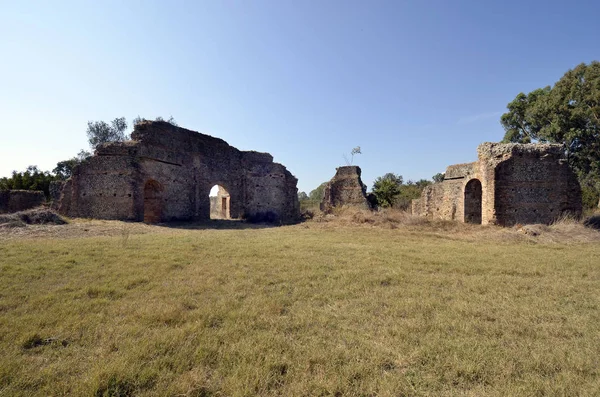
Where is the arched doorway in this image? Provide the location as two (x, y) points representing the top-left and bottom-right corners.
(144, 179), (163, 223)
(209, 185), (230, 219)
(464, 179), (482, 224)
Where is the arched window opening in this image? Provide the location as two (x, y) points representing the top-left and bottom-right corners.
(464, 179), (482, 224)
(209, 184), (230, 220)
(144, 179), (164, 223)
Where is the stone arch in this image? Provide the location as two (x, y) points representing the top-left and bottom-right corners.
(143, 179), (164, 223)
(209, 184), (231, 219)
(464, 179), (482, 224)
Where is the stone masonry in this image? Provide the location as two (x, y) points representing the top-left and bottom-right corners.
(56, 121), (300, 223)
(412, 142), (582, 226)
(320, 166), (370, 212)
(0, 190), (46, 214)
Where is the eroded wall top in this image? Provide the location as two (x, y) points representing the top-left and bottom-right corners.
(320, 166), (370, 212)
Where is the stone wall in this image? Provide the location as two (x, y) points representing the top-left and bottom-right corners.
(49, 181), (65, 210)
(412, 142), (582, 226)
(57, 121), (299, 224)
(320, 166), (370, 212)
(0, 190), (46, 213)
(412, 162), (477, 221)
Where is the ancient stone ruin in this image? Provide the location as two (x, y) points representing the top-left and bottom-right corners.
(412, 142), (582, 226)
(55, 121), (300, 223)
(0, 190), (46, 214)
(321, 166), (371, 212)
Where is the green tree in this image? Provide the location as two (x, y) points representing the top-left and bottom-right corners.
(432, 173), (445, 183)
(500, 87), (553, 144)
(53, 150), (91, 180)
(298, 191), (309, 201)
(501, 61), (600, 209)
(87, 117), (128, 149)
(372, 173), (403, 208)
(53, 159), (78, 180)
(396, 179), (432, 210)
(309, 182), (328, 202)
(0, 166), (57, 198)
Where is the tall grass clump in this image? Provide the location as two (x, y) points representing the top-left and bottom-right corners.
(0, 208), (67, 228)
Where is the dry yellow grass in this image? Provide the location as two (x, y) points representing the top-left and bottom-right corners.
(1, 216), (600, 396)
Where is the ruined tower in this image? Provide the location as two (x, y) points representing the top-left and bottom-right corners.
(320, 166), (371, 212)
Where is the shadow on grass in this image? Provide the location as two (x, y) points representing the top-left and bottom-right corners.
(153, 219), (279, 230)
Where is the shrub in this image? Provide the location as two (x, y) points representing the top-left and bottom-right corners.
(581, 185), (600, 211)
(584, 215), (600, 230)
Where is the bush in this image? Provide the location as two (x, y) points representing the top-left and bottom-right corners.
(0, 166), (58, 198)
(581, 185), (600, 211)
(299, 199), (320, 213)
(584, 215), (600, 230)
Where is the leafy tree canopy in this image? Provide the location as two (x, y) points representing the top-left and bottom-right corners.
(395, 179), (432, 210)
(372, 173), (403, 208)
(298, 191), (309, 201)
(432, 173), (445, 183)
(87, 117), (129, 150)
(309, 182), (328, 202)
(53, 150), (91, 180)
(0, 166), (57, 198)
(500, 61), (600, 208)
(371, 173), (433, 210)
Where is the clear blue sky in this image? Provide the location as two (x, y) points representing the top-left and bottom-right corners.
(1, 0), (599, 193)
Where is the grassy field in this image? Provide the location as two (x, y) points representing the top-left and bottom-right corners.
(1, 216), (600, 396)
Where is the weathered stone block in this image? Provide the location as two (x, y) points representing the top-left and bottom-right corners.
(0, 190), (46, 213)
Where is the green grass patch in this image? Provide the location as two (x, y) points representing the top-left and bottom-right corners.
(1, 225), (600, 395)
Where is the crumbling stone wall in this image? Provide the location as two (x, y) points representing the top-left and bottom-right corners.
(412, 162), (478, 221)
(57, 121), (299, 223)
(320, 166), (370, 212)
(412, 142), (582, 226)
(0, 190), (45, 213)
(49, 181), (65, 210)
(482, 143), (581, 225)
